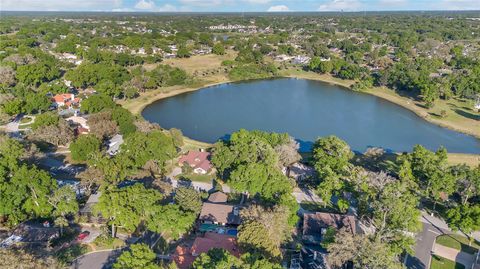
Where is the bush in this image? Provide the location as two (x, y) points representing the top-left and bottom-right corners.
(31, 112), (59, 130)
(70, 134), (101, 161)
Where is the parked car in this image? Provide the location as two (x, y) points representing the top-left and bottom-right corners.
(76, 231), (90, 241)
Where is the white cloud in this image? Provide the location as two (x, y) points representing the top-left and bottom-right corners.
(178, 0), (227, 6)
(134, 0), (155, 10)
(378, 0), (407, 7)
(437, 0), (480, 10)
(0, 0), (122, 11)
(267, 5), (290, 11)
(245, 0), (272, 3)
(157, 4), (178, 11)
(318, 0), (362, 11)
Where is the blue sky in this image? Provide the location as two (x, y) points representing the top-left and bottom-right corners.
(1, 0), (479, 12)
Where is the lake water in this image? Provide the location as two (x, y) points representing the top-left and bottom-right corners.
(142, 78), (480, 153)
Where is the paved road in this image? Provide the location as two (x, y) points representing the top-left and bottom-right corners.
(71, 249), (121, 269)
(405, 212), (454, 269)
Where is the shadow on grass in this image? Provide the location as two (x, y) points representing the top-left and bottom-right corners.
(454, 109), (480, 121)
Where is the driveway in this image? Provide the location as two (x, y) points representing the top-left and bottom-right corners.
(71, 249), (121, 269)
(292, 187), (322, 203)
(405, 213), (450, 269)
(433, 244), (475, 268)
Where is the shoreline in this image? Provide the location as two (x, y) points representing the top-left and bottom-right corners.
(118, 72), (479, 162)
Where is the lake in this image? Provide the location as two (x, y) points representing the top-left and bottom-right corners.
(142, 78), (480, 153)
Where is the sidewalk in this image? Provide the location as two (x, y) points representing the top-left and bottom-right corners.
(433, 243), (475, 268)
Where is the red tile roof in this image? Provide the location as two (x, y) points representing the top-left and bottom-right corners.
(173, 233), (240, 269)
(52, 93), (74, 103)
(178, 151), (212, 172)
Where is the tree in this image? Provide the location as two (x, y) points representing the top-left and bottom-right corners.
(169, 128), (184, 147)
(238, 220), (281, 260)
(146, 204), (195, 240)
(0, 164), (57, 227)
(0, 66), (16, 86)
(2, 99), (24, 115)
(174, 187), (202, 214)
(78, 167), (104, 195)
(31, 112), (59, 130)
(80, 94), (116, 114)
(239, 205), (290, 260)
(446, 204), (480, 235)
(28, 119), (74, 146)
(0, 248), (61, 269)
(193, 248), (242, 269)
(312, 136), (353, 204)
(87, 110), (119, 140)
(113, 243), (159, 269)
(112, 107), (137, 136)
(274, 137), (301, 167)
(69, 135), (101, 162)
(327, 229), (403, 269)
(176, 46), (190, 58)
(118, 130), (176, 171)
(94, 184), (162, 237)
(212, 43), (226, 55)
(49, 185), (79, 235)
(15, 61), (60, 86)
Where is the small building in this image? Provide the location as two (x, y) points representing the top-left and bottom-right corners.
(79, 192), (102, 223)
(199, 202), (241, 226)
(178, 150), (212, 174)
(302, 212), (356, 245)
(51, 93), (80, 109)
(207, 191), (228, 203)
(173, 232), (240, 269)
(107, 134), (124, 156)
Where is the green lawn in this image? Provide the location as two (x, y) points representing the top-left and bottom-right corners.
(430, 255), (465, 269)
(436, 234), (480, 255)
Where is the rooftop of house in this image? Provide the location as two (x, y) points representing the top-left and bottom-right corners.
(173, 232), (240, 269)
(52, 93), (74, 103)
(179, 150), (212, 171)
(207, 191), (228, 203)
(303, 212), (357, 236)
(199, 202), (241, 225)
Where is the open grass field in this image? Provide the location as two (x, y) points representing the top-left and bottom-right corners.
(430, 255), (465, 269)
(436, 234), (480, 255)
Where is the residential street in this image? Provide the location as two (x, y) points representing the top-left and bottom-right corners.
(71, 249), (121, 269)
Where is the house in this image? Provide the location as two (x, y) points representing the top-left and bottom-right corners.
(178, 150), (212, 174)
(207, 191), (228, 203)
(292, 55), (311, 65)
(199, 202), (241, 226)
(51, 93), (80, 109)
(173, 232), (240, 269)
(107, 134), (124, 156)
(302, 212), (356, 245)
(79, 192), (102, 223)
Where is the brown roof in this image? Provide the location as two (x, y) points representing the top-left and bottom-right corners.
(303, 212), (356, 236)
(199, 203), (241, 225)
(173, 232), (240, 269)
(208, 191), (228, 203)
(178, 151), (212, 171)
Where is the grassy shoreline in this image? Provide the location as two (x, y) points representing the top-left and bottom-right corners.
(118, 67), (479, 165)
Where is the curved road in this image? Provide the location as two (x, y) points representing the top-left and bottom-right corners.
(71, 249), (121, 269)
